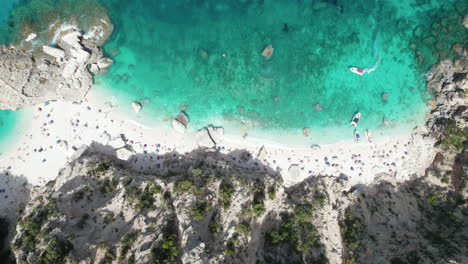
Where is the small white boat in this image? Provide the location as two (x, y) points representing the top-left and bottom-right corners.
(349, 67), (364, 75)
(350, 112), (361, 126)
(365, 129), (372, 143)
(354, 130), (361, 142)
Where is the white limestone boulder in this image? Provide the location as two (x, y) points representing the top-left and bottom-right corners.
(97, 58), (114, 69)
(42, 46), (65, 62)
(131, 102), (142, 113)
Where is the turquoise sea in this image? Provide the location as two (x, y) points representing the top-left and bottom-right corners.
(0, 0), (466, 145)
(0, 0), (26, 149)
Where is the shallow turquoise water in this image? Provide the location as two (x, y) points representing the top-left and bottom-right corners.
(94, 0), (466, 143)
(0, 0), (466, 145)
(0, 0), (24, 148)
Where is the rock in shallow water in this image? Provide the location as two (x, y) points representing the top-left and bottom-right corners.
(172, 112), (190, 134)
(261, 44), (274, 59)
(131, 102), (142, 113)
(303, 127), (310, 137)
(314, 104), (323, 111)
(381, 93), (389, 102)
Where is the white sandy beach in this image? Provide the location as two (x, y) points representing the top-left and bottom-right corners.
(0, 85), (437, 196)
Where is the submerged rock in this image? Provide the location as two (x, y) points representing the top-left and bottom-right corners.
(303, 127), (310, 137)
(381, 93), (389, 102)
(451, 43), (464, 56)
(463, 14), (468, 28)
(314, 104), (323, 111)
(261, 44), (274, 59)
(131, 102), (142, 113)
(382, 116), (389, 126)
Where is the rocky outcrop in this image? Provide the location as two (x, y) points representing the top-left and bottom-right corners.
(10, 145), (335, 264)
(261, 44), (274, 59)
(131, 102), (142, 113)
(195, 125), (224, 148)
(0, 26), (113, 110)
(425, 57), (467, 134)
(172, 112), (190, 134)
(339, 179), (468, 264)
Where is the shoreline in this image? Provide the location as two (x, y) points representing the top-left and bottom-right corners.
(0, 84), (436, 190)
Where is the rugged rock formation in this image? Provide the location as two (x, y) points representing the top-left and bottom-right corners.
(0, 24), (113, 110)
(339, 179), (467, 264)
(172, 112), (190, 134)
(425, 58), (467, 135)
(195, 125), (225, 148)
(10, 146), (334, 264)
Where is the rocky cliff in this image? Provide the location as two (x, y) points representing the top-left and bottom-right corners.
(10, 146), (335, 264)
(0, 7), (113, 110)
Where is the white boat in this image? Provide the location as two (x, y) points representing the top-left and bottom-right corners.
(354, 130), (361, 142)
(350, 112), (361, 126)
(349, 67), (364, 75)
(365, 129), (372, 143)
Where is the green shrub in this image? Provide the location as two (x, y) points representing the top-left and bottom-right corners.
(125, 186), (155, 210)
(268, 208), (322, 258)
(122, 177), (133, 186)
(340, 208), (363, 262)
(190, 201), (210, 221)
(235, 222), (250, 235)
(37, 236), (72, 264)
(103, 213), (114, 225)
(150, 234), (178, 264)
(119, 232), (138, 261)
(150, 184), (163, 194)
(150, 218), (179, 264)
(426, 195), (440, 207)
(218, 181), (235, 209)
(225, 235), (238, 256)
(209, 216), (220, 236)
(95, 161), (111, 175)
(441, 175), (450, 184)
(102, 247), (116, 264)
(252, 180), (266, 217)
(173, 180), (194, 193)
(252, 204), (266, 217)
(268, 185), (276, 200)
(100, 178), (118, 195)
(441, 124), (467, 151)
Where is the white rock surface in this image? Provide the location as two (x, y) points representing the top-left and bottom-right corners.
(207, 126), (224, 144)
(42, 46), (65, 62)
(97, 58), (113, 69)
(195, 128), (215, 148)
(172, 119), (186, 134)
(288, 164), (301, 179)
(89, 64), (99, 74)
(131, 102), (142, 113)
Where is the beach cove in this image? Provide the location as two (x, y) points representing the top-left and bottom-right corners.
(0, 0), (465, 193)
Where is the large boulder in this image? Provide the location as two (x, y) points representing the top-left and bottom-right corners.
(97, 58), (113, 69)
(288, 164), (301, 179)
(195, 125), (224, 147)
(261, 44), (274, 59)
(195, 128), (215, 148)
(172, 112), (189, 134)
(131, 102), (142, 113)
